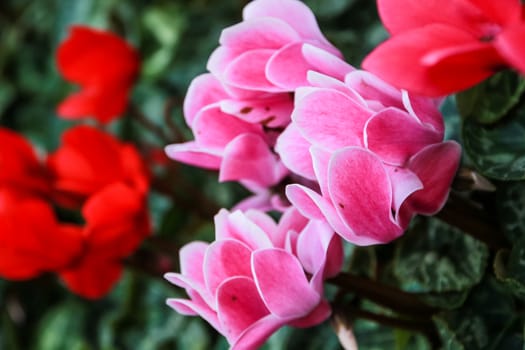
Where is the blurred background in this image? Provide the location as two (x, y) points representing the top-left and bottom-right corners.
(0, 1), (403, 349)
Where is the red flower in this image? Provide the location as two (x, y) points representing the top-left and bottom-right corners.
(0, 128), (51, 196)
(362, 0), (525, 96)
(0, 189), (83, 280)
(56, 25), (140, 123)
(58, 183), (151, 299)
(47, 125), (149, 207)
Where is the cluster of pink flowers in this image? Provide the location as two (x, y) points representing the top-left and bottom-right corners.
(165, 0), (465, 348)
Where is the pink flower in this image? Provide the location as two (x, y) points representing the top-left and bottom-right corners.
(165, 73), (290, 190)
(56, 26), (140, 123)
(362, 0), (525, 96)
(208, 0), (348, 95)
(276, 70), (461, 245)
(166, 0), (352, 195)
(165, 208), (343, 349)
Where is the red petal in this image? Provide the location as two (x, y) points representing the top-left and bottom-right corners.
(363, 24), (501, 96)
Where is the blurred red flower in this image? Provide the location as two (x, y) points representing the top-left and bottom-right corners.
(0, 189), (83, 280)
(56, 25), (140, 123)
(47, 125), (149, 208)
(0, 128), (51, 197)
(58, 183), (151, 299)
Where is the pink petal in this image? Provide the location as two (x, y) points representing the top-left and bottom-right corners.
(231, 314), (286, 350)
(401, 91), (444, 133)
(344, 70), (404, 110)
(289, 299), (331, 328)
(203, 240), (253, 297)
(164, 141), (222, 169)
(310, 146), (331, 197)
(214, 209), (274, 251)
(365, 107), (442, 165)
(220, 17), (299, 51)
(385, 166), (423, 223)
(376, 0), (485, 34)
(302, 44), (352, 81)
(306, 72), (362, 101)
(217, 276), (270, 343)
(266, 43), (314, 89)
(219, 93), (293, 128)
(328, 147), (404, 243)
(252, 249), (320, 318)
(183, 74), (229, 126)
(224, 49), (283, 92)
(362, 24), (500, 96)
(292, 89), (372, 149)
(273, 207), (308, 249)
(275, 124), (316, 180)
(296, 219), (341, 277)
(220, 133), (284, 187)
(193, 105), (263, 149)
(232, 192), (274, 212)
(245, 210), (278, 240)
(407, 141), (461, 215)
(167, 296), (221, 331)
(286, 184), (381, 245)
(242, 0), (335, 49)
(495, 23), (525, 75)
(207, 46), (239, 78)
(178, 241), (208, 278)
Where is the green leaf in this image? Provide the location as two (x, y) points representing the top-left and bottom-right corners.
(456, 70), (525, 125)
(497, 181), (525, 242)
(34, 300), (90, 350)
(494, 236), (525, 300)
(462, 108), (525, 180)
(433, 278), (523, 350)
(394, 218), (488, 293)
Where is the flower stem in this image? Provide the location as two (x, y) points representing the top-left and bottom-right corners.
(435, 192), (509, 250)
(327, 272), (437, 317)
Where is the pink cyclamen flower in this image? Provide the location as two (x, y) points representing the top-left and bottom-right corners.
(166, 0), (352, 195)
(363, 0), (525, 96)
(165, 208), (343, 349)
(208, 0), (349, 95)
(276, 70), (461, 245)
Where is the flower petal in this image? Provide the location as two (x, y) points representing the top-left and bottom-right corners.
(495, 23), (525, 75)
(275, 124), (316, 180)
(220, 17), (300, 51)
(365, 107), (442, 165)
(203, 240), (253, 298)
(252, 248), (320, 318)
(183, 74), (229, 126)
(164, 141), (222, 169)
(407, 141), (461, 214)
(220, 133), (285, 187)
(243, 0), (335, 49)
(363, 24), (500, 96)
(266, 43), (314, 89)
(223, 49), (283, 92)
(292, 88), (372, 149)
(328, 147), (404, 243)
(217, 276), (270, 344)
(376, 0), (485, 34)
